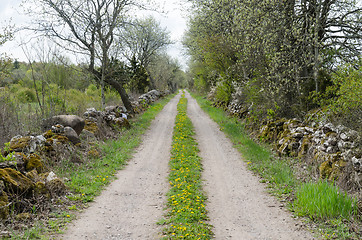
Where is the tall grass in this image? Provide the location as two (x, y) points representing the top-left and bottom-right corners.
(294, 181), (357, 220)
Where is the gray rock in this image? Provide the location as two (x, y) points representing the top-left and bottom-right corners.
(305, 127), (314, 133)
(84, 108), (100, 118)
(45, 115), (85, 135)
(295, 127), (306, 133)
(105, 105), (118, 113)
(340, 132), (349, 141)
(341, 150), (354, 162)
(64, 126), (81, 144)
(292, 132), (304, 139)
(322, 123), (335, 133)
(28, 135), (46, 153)
(318, 145), (327, 152)
(326, 138), (337, 146)
(46, 171), (58, 182)
(326, 146), (337, 154)
(79, 129), (96, 141)
(347, 130), (359, 141)
(352, 157), (361, 171)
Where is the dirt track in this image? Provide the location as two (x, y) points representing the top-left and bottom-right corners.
(60, 93), (181, 240)
(60, 92), (315, 239)
(186, 92), (314, 239)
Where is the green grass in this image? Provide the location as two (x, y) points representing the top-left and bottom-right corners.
(161, 94), (213, 239)
(294, 181), (357, 220)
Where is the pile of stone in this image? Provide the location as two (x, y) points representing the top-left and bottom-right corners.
(207, 82), (361, 192)
(0, 89), (168, 219)
(259, 119), (361, 190)
(138, 89), (162, 105)
(83, 105), (130, 139)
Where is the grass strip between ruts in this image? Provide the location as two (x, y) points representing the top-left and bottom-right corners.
(161, 93), (213, 239)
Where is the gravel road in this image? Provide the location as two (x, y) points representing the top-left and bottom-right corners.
(60, 93), (181, 240)
(185, 92), (314, 240)
(60, 91), (315, 239)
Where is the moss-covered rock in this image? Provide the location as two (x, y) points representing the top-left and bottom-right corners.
(298, 135), (312, 158)
(52, 134), (69, 144)
(88, 149), (100, 158)
(15, 212), (31, 221)
(25, 154), (44, 173)
(84, 120), (99, 134)
(43, 130), (54, 139)
(114, 117), (131, 129)
(318, 153), (346, 180)
(0, 168), (34, 194)
(0, 190), (9, 219)
(34, 181), (49, 198)
(26, 169), (39, 182)
(320, 160), (333, 179)
(9, 136), (31, 152)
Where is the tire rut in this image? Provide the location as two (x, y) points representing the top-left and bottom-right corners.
(59, 93), (181, 240)
(185, 92), (315, 240)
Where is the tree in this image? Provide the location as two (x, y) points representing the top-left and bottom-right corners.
(119, 16), (173, 89)
(0, 24), (14, 84)
(184, 0), (361, 118)
(25, 0), (147, 112)
(127, 56), (150, 93)
(148, 54), (186, 92)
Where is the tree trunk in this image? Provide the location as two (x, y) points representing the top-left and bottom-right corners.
(104, 78), (134, 114)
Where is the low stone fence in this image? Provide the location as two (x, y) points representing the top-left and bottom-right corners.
(0, 89), (165, 219)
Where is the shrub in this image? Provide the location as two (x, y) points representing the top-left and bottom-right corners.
(17, 88), (36, 103)
(214, 78), (233, 107)
(85, 84), (99, 97)
(330, 62), (362, 113)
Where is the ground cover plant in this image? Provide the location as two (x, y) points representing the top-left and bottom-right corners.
(161, 93), (213, 239)
(190, 92), (360, 240)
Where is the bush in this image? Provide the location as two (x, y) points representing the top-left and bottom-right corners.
(85, 84), (99, 97)
(330, 63), (361, 114)
(17, 88), (36, 103)
(214, 78), (233, 107)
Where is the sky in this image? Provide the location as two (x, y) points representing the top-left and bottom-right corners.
(0, 0), (190, 69)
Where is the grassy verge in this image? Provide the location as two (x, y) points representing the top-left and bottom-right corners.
(190, 92), (359, 240)
(5, 95), (174, 240)
(160, 94), (213, 239)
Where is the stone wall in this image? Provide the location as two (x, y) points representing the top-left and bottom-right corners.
(0, 90), (165, 219)
(208, 85), (361, 193)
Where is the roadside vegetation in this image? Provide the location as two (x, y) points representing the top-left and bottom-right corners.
(191, 92), (360, 240)
(184, 0), (361, 133)
(5, 94), (174, 239)
(160, 93), (213, 239)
